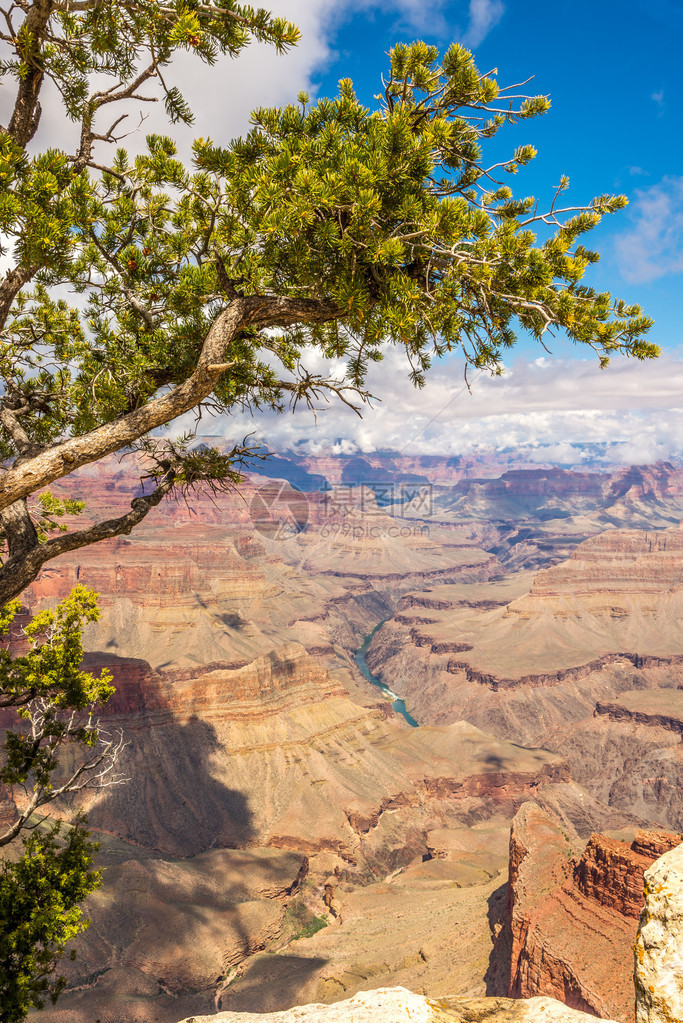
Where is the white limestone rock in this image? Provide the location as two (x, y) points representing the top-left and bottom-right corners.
(635, 841), (683, 1023)
(178, 987), (618, 1022)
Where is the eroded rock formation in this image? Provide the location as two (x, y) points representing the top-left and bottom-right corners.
(497, 803), (680, 1022)
(35, 638), (585, 1022)
(169, 835), (683, 1023)
(21, 458), (683, 1023)
(634, 840), (683, 1023)
(367, 528), (683, 829)
(48, 848), (308, 1022)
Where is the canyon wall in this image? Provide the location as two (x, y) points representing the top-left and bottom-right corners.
(17, 459), (683, 1023)
(496, 803), (681, 1022)
(367, 528), (683, 830)
(173, 836), (683, 1023)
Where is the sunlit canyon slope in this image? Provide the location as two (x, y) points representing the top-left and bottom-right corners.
(12, 449), (683, 1023)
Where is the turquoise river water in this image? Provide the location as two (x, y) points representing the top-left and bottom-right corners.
(354, 622), (418, 728)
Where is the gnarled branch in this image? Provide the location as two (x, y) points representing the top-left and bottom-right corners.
(0, 294), (339, 515)
(0, 472), (175, 606)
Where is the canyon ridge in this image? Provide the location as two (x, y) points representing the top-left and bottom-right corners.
(7, 448), (683, 1023)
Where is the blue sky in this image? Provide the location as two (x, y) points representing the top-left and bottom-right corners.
(69, 0), (683, 463)
(159, 0), (681, 364)
(310, 0), (682, 359)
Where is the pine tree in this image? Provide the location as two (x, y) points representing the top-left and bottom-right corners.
(0, 9), (656, 608)
(0, 587), (121, 1019)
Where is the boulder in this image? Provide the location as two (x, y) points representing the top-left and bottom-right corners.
(177, 986), (619, 1022)
(634, 841), (683, 1023)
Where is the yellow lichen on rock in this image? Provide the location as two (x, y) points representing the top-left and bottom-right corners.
(634, 842), (683, 1023)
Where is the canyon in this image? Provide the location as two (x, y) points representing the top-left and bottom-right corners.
(173, 833), (683, 1022)
(492, 803), (680, 1021)
(367, 527), (683, 831)
(6, 451), (683, 1022)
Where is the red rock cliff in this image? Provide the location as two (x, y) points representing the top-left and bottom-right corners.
(502, 803), (681, 1021)
(573, 831), (680, 920)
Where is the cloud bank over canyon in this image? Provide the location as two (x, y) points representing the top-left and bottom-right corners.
(190, 347), (683, 465)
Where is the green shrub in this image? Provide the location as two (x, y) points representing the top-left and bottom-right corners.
(284, 899), (329, 941)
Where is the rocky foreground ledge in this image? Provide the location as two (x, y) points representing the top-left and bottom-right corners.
(179, 988), (617, 1022)
(177, 843), (683, 1023)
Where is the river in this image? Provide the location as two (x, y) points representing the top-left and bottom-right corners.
(354, 622), (418, 727)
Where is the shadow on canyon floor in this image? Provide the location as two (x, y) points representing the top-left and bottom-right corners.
(484, 880), (510, 996)
(217, 953), (330, 1014)
(82, 651), (256, 857)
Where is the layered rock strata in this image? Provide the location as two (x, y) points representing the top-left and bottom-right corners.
(498, 803), (680, 1022)
(398, 462), (683, 533)
(26, 483), (500, 679)
(173, 836), (683, 1023)
(75, 644), (571, 862)
(367, 529), (683, 828)
(37, 643), (580, 1023)
(27, 465), (683, 1023)
(213, 824), (510, 1014)
(371, 528), (683, 684)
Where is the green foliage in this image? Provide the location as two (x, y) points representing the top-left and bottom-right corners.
(33, 492), (86, 541)
(0, 2), (299, 129)
(284, 898), (329, 941)
(0, 588), (117, 1020)
(2, 40), (656, 469)
(0, 585), (113, 729)
(0, 816), (101, 1022)
(0, 0), (299, 463)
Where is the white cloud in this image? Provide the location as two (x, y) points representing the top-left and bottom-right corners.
(101, 0), (342, 159)
(182, 345), (683, 464)
(614, 176), (683, 284)
(460, 0), (505, 47)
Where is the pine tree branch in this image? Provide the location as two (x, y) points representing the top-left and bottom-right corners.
(0, 294), (339, 516)
(0, 265), (39, 331)
(6, 0), (52, 147)
(0, 719), (126, 848)
(0, 472), (176, 605)
(0, 499), (40, 563)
